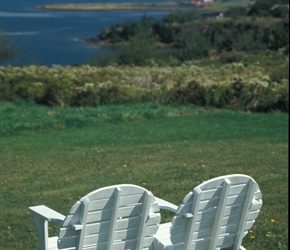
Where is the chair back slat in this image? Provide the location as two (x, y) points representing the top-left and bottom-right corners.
(208, 178), (231, 249)
(233, 179), (256, 249)
(183, 187), (202, 249)
(136, 191), (151, 249)
(77, 197), (89, 249)
(57, 184), (160, 250)
(107, 187), (121, 250)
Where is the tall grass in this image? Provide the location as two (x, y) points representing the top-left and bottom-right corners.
(0, 101), (203, 134)
(0, 102), (288, 249)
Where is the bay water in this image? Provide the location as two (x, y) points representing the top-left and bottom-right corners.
(1, 0), (182, 66)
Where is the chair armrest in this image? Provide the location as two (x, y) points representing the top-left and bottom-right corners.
(155, 197), (178, 213)
(29, 205), (65, 223)
(29, 205), (65, 250)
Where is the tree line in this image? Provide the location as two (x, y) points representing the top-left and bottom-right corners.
(87, 0), (289, 66)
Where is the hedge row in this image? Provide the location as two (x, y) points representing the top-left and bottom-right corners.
(0, 64), (288, 112)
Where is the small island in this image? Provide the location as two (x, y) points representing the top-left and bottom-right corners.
(34, 2), (195, 12)
(34, 1), (251, 13)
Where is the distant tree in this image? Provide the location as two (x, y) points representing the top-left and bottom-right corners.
(176, 26), (210, 61)
(120, 20), (138, 40)
(270, 5), (289, 18)
(162, 10), (202, 24)
(118, 26), (159, 66)
(225, 6), (248, 17)
(0, 30), (18, 64)
(153, 23), (177, 44)
(270, 19), (289, 50)
(247, 0), (288, 17)
(214, 30), (235, 52)
(87, 49), (120, 67)
(139, 15), (157, 30)
(162, 10), (187, 23)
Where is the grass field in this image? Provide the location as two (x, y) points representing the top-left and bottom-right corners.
(0, 102), (288, 249)
(200, 1), (252, 12)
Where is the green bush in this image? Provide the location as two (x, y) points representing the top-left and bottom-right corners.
(270, 19), (289, 50)
(118, 27), (160, 66)
(219, 50), (245, 63)
(247, 0), (273, 17)
(0, 62), (288, 112)
(225, 6), (248, 18)
(246, 82), (289, 112)
(270, 5), (289, 18)
(175, 26), (210, 61)
(166, 80), (206, 105)
(204, 84), (231, 108)
(70, 86), (100, 106)
(268, 60), (289, 83)
(153, 23), (177, 44)
(162, 10), (202, 24)
(0, 30), (19, 64)
(87, 49), (120, 67)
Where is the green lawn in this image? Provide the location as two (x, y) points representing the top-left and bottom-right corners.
(0, 103), (288, 249)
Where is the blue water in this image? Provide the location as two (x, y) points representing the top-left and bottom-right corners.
(1, 0), (185, 66)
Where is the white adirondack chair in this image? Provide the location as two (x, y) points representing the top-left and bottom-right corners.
(29, 184), (161, 250)
(153, 174), (263, 250)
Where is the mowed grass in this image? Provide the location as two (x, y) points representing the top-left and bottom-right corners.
(0, 102), (288, 249)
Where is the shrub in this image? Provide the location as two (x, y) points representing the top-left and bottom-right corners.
(175, 27), (210, 61)
(247, 0), (273, 17)
(219, 50), (245, 63)
(0, 62), (288, 112)
(270, 5), (289, 18)
(162, 10), (201, 24)
(153, 23), (177, 44)
(248, 82), (289, 112)
(87, 49), (120, 67)
(70, 86), (100, 106)
(270, 19), (289, 50)
(0, 30), (19, 64)
(170, 80), (206, 106)
(225, 6), (248, 18)
(268, 60), (289, 83)
(118, 27), (160, 66)
(204, 84), (231, 108)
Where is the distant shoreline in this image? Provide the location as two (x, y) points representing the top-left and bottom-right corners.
(34, 2), (196, 12)
(34, 1), (252, 13)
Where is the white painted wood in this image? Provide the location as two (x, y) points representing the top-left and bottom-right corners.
(47, 237), (58, 250)
(29, 184), (160, 250)
(136, 191), (151, 249)
(76, 196), (89, 249)
(154, 174), (263, 250)
(59, 215), (160, 238)
(233, 179), (257, 250)
(154, 197), (178, 212)
(29, 206), (65, 222)
(183, 187), (202, 249)
(107, 187), (121, 250)
(28, 206), (65, 250)
(208, 178), (231, 249)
